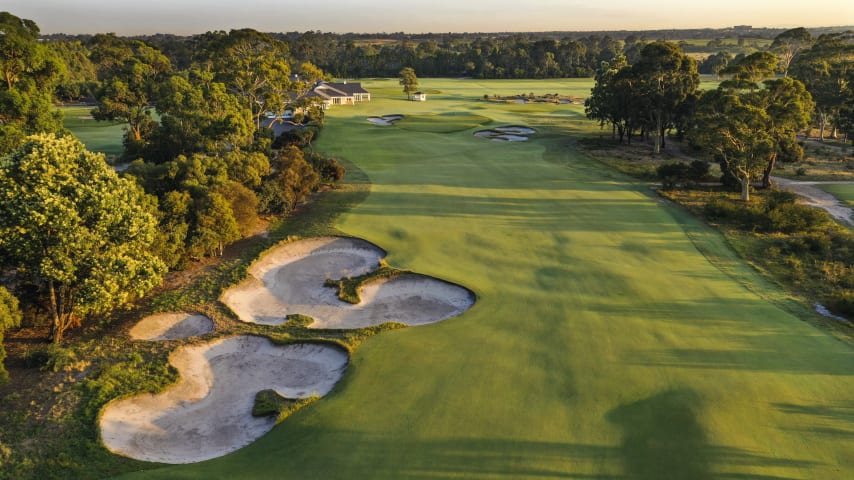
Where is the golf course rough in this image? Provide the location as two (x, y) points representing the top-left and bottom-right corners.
(220, 236), (476, 329)
(116, 78), (854, 480)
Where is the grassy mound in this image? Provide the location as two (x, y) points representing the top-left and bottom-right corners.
(395, 112), (490, 133)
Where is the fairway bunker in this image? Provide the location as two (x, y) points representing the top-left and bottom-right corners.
(221, 236), (475, 329)
(474, 125), (536, 142)
(129, 312), (214, 341)
(100, 335), (348, 464)
(367, 114), (404, 126)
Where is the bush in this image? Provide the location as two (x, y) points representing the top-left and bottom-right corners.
(764, 202), (830, 234)
(656, 161), (709, 189)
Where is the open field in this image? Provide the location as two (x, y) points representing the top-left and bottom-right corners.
(119, 78), (854, 479)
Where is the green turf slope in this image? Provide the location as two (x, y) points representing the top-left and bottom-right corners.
(121, 79), (854, 480)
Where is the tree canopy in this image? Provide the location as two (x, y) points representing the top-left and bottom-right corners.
(0, 134), (166, 342)
(399, 67), (419, 99)
(0, 11), (66, 155)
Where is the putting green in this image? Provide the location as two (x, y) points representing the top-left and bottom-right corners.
(121, 78), (854, 479)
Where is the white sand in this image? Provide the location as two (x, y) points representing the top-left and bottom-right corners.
(100, 335), (348, 464)
(494, 126), (536, 135)
(367, 114), (404, 126)
(221, 237), (475, 328)
(129, 313), (214, 341)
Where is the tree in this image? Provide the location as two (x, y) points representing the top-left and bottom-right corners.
(690, 89), (774, 202)
(0, 286), (22, 384)
(201, 29), (292, 131)
(0, 134), (166, 342)
(399, 67), (419, 99)
(771, 27), (813, 77)
(632, 41), (699, 154)
(152, 68), (254, 160)
(90, 35), (172, 157)
(792, 32), (854, 141)
(0, 12), (66, 155)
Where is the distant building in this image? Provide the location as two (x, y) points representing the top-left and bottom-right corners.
(311, 81), (371, 108)
(412, 92), (427, 101)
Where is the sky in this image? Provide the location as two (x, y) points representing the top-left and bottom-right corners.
(5, 0), (853, 35)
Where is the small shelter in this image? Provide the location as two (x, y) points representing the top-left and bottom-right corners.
(412, 92), (427, 101)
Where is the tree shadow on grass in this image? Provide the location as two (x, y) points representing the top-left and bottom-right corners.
(607, 389), (816, 480)
(607, 389), (712, 480)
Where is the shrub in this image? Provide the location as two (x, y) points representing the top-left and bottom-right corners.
(764, 202), (830, 233)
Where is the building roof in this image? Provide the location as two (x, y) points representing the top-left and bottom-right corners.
(325, 82), (370, 95)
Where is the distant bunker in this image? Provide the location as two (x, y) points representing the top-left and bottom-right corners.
(129, 312), (214, 341)
(100, 335), (348, 464)
(367, 114), (404, 126)
(474, 125), (537, 142)
(220, 236), (475, 329)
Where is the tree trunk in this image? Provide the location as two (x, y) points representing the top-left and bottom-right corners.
(48, 281), (66, 344)
(762, 154), (777, 189)
(741, 175), (751, 202)
(819, 114), (827, 142)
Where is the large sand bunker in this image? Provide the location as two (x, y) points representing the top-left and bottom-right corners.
(474, 125), (536, 142)
(129, 312), (214, 341)
(367, 114), (404, 126)
(221, 237), (475, 329)
(100, 335), (348, 464)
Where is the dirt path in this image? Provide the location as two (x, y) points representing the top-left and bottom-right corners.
(771, 177), (854, 225)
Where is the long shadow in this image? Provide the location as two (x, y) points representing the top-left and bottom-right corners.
(590, 296), (854, 376)
(352, 190), (675, 234)
(607, 389), (816, 480)
(135, 424), (817, 480)
(607, 389), (712, 480)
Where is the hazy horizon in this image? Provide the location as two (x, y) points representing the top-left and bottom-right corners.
(5, 0), (853, 36)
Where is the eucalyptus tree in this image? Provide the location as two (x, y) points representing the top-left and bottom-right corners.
(792, 32), (854, 141)
(90, 34), (172, 157)
(691, 69), (813, 199)
(0, 134), (166, 342)
(201, 29), (292, 131)
(771, 27), (813, 77)
(632, 41), (699, 154)
(0, 12), (66, 155)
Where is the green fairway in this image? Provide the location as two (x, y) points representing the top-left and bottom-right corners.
(121, 78), (854, 480)
(817, 184), (854, 208)
(60, 106), (126, 158)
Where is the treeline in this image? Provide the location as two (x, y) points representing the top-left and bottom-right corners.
(586, 29), (854, 200)
(0, 12), (343, 346)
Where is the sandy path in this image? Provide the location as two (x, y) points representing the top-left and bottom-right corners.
(221, 237), (475, 328)
(100, 335), (348, 464)
(772, 177), (854, 224)
(129, 313), (214, 341)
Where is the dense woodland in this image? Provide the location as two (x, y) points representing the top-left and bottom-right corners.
(0, 8), (853, 369)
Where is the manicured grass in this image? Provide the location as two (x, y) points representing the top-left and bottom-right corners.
(396, 112), (491, 133)
(817, 184), (854, 207)
(59, 106), (126, 158)
(119, 78), (854, 480)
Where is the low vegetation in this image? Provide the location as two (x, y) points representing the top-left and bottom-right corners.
(324, 261), (407, 304)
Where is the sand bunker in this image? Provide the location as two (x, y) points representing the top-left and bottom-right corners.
(129, 312), (214, 341)
(474, 125), (536, 142)
(221, 236), (475, 329)
(367, 114), (404, 126)
(100, 335), (348, 464)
